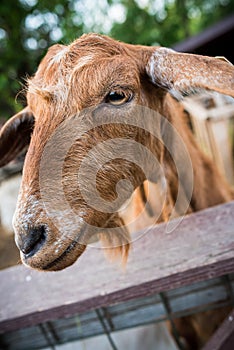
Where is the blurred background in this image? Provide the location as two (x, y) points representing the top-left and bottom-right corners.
(0, 0), (234, 117)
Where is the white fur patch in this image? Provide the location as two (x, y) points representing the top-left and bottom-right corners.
(13, 191), (43, 234)
(147, 48), (175, 88)
(13, 182), (86, 248)
(147, 48), (208, 100)
(74, 54), (96, 71)
(50, 46), (69, 65)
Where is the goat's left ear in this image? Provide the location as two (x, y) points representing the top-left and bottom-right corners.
(146, 48), (234, 98)
(0, 107), (35, 167)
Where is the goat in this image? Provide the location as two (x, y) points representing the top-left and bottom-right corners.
(0, 34), (233, 349)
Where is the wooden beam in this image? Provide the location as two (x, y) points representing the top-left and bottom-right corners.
(202, 309), (234, 350)
(173, 14), (234, 53)
(0, 201), (234, 333)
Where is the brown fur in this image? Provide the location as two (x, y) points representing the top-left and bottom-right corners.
(0, 33), (233, 267)
(0, 34), (234, 348)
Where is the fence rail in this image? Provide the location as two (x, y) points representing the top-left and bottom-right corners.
(0, 201), (234, 348)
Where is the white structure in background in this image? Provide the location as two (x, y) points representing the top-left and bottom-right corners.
(183, 92), (234, 185)
(46, 323), (178, 350)
(0, 174), (22, 234)
(0, 172), (22, 269)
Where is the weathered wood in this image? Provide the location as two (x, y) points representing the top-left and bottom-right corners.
(1, 277), (233, 350)
(0, 201), (234, 333)
(202, 309), (234, 350)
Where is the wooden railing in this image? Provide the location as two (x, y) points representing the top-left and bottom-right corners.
(0, 201), (234, 349)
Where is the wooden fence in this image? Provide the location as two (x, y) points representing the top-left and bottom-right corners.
(0, 201), (233, 349)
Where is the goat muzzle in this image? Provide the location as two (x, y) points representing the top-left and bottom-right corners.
(15, 225), (47, 258)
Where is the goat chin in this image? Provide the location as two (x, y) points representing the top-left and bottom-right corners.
(21, 242), (87, 271)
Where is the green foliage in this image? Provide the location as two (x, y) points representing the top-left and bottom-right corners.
(0, 0), (233, 118)
(110, 0), (234, 46)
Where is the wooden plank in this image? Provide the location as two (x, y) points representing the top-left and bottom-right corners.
(1, 277), (233, 350)
(173, 14), (234, 53)
(202, 309), (234, 350)
(0, 201), (234, 333)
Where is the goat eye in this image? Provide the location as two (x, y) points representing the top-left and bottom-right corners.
(106, 91), (132, 106)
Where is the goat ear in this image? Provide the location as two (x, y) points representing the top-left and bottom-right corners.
(146, 48), (234, 98)
(0, 107), (34, 167)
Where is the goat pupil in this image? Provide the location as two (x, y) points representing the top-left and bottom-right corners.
(106, 91), (132, 105)
(109, 92), (125, 101)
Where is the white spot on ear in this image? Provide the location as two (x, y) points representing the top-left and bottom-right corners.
(169, 88), (183, 101)
(148, 53), (157, 85)
(146, 47), (175, 89)
(146, 48), (202, 100)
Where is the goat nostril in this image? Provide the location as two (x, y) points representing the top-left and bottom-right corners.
(20, 225), (47, 257)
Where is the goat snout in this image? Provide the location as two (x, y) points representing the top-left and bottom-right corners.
(15, 225), (47, 258)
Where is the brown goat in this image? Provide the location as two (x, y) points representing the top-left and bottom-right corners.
(0, 33), (233, 268)
(0, 33), (233, 348)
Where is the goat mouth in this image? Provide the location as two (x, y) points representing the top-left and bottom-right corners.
(46, 227), (88, 270)
(43, 238), (84, 271)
